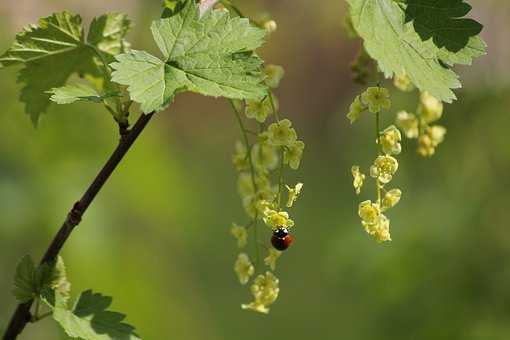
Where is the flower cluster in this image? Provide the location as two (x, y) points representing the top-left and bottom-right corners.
(395, 92), (447, 157)
(347, 87), (402, 243)
(241, 272), (280, 314)
(347, 87), (391, 123)
(230, 63), (304, 313)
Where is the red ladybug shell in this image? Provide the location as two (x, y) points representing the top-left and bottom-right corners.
(271, 233), (294, 251)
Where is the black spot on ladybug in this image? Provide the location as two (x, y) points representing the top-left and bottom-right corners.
(271, 227), (293, 251)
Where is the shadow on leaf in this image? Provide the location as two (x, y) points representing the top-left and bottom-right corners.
(403, 0), (483, 52)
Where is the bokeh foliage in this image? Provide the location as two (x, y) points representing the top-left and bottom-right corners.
(1, 0), (509, 339)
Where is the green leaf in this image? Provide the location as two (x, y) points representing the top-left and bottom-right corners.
(87, 13), (132, 61)
(162, 0), (187, 18)
(347, 0), (486, 102)
(48, 83), (119, 104)
(51, 256), (72, 303)
(0, 12), (84, 67)
(404, 0), (483, 52)
(50, 290), (140, 340)
(12, 255), (70, 303)
(110, 51), (170, 113)
(12, 255), (38, 303)
(111, 0), (267, 113)
(0, 11), (131, 124)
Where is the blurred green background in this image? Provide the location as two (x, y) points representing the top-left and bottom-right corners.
(1, 0), (509, 339)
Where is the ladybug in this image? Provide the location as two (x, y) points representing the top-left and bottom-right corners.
(271, 227), (294, 251)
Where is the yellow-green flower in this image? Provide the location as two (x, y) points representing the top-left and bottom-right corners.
(263, 209), (294, 229)
(370, 155), (399, 184)
(393, 72), (415, 92)
(252, 143), (279, 172)
(347, 95), (365, 123)
(363, 214), (391, 243)
(381, 189), (402, 211)
(245, 96), (275, 123)
(264, 64), (285, 88)
(241, 301), (269, 314)
(242, 272), (280, 314)
(267, 119), (297, 147)
(286, 182), (303, 207)
(284, 140), (305, 170)
(232, 141), (249, 171)
(358, 200), (380, 225)
(258, 131), (271, 144)
(395, 111), (419, 139)
(380, 125), (402, 155)
(428, 125), (447, 146)
(417, 125), (447, 157)
(361, 87), (391, 113)
(351, 165), (365, 195)
(230, 223), (248, 248)
(419, 92), (443, 123)
(238, 172), (255, 198)
(263, 20), (277, 33)
(243, 185), (276, 218)
(417, 134), (434, 157)
(264, 249), (281, 271)
(234, 253), (254, 285)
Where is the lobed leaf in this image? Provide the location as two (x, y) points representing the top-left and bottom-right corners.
(48, 83), (119, 104)
(0, 11), (131, 124)
(12, 255), (70, 304)
(347, 0), (486, 102)
(50, 290), (140, 340)
(404, 0), (483, 52)
(111, 0), (267, 113)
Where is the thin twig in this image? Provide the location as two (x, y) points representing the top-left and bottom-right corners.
(4, 2), (223, 338)
(2, 112), (154, 340)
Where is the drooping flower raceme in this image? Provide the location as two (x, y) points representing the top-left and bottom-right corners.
(395, 92), (448, 157)
(230, 63), (303, 314)
(347, 87), (401, 243)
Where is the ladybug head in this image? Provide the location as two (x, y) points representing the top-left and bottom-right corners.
(273, 227), (289, 238)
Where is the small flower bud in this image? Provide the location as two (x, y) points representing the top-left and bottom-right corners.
(263, 20), (277, 33)
(419, 92), (443, 123)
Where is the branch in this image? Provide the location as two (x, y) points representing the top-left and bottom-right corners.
(2, 112), (154, 340)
